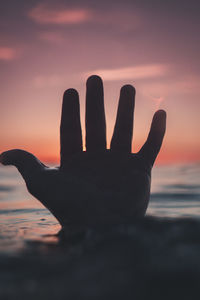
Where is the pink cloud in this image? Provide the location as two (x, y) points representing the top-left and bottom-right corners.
(84, 64), (168, 81)
(28, 3), (141, 32)
(0, 47), (16, 61)
(38, 31), (64, 43)
(141, 75), (200, 100)
(33, 74), (67, 88)
(29, 4), (91, 25)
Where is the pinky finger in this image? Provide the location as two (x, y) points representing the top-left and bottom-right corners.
(138, 110), (166, 166)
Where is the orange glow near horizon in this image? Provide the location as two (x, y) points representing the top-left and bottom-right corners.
(33, 149), (200, 166)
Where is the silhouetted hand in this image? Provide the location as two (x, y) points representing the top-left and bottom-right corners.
(0, 76), (166, 228)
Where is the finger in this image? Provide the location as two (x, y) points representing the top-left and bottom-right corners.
(110, 85), (135, 153)
(138, 110), (166, 166)
(86, 75), (106, 152)
(60, 89), (82, 166)
(0, 149), (45, 180)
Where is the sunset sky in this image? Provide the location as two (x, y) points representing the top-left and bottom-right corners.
(1, 0), (200, 164)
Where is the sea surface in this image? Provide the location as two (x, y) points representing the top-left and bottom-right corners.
(0, 163), (200, 299)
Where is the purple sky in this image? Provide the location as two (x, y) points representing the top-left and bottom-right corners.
(1, 0), (200, 163)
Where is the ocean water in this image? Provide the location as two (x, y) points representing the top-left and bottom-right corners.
(149, 163), (200, 218)
(0, 163), (200, 299)
(1, 163), (200, 253)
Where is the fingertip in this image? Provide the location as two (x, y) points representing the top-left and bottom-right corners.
(121, 84), (136, 96)
(0, 149), (44, 179)
(62, 89), (79, 114)
(154, 109), (166, 118)
(86, 75), (103, 87)
(63, 88), (78, 99)
(0, 149), (19, 165)
(119, 85), (135, 110)
(152, 110), (166, 130)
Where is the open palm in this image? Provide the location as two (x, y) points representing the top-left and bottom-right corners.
(0, 76), (166, 228)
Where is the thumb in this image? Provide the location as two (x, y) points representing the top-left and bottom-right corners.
(0, 149), (45, 181)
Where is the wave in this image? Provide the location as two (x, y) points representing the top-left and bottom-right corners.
(151, 192), (200, 201)
(0, 208), (47, 215)
(0, 184), (15, 192)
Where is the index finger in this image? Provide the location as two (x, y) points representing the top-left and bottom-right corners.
(60, 89), (82, 166)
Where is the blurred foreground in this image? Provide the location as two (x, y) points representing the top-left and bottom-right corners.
(0, 163), (200, 299)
